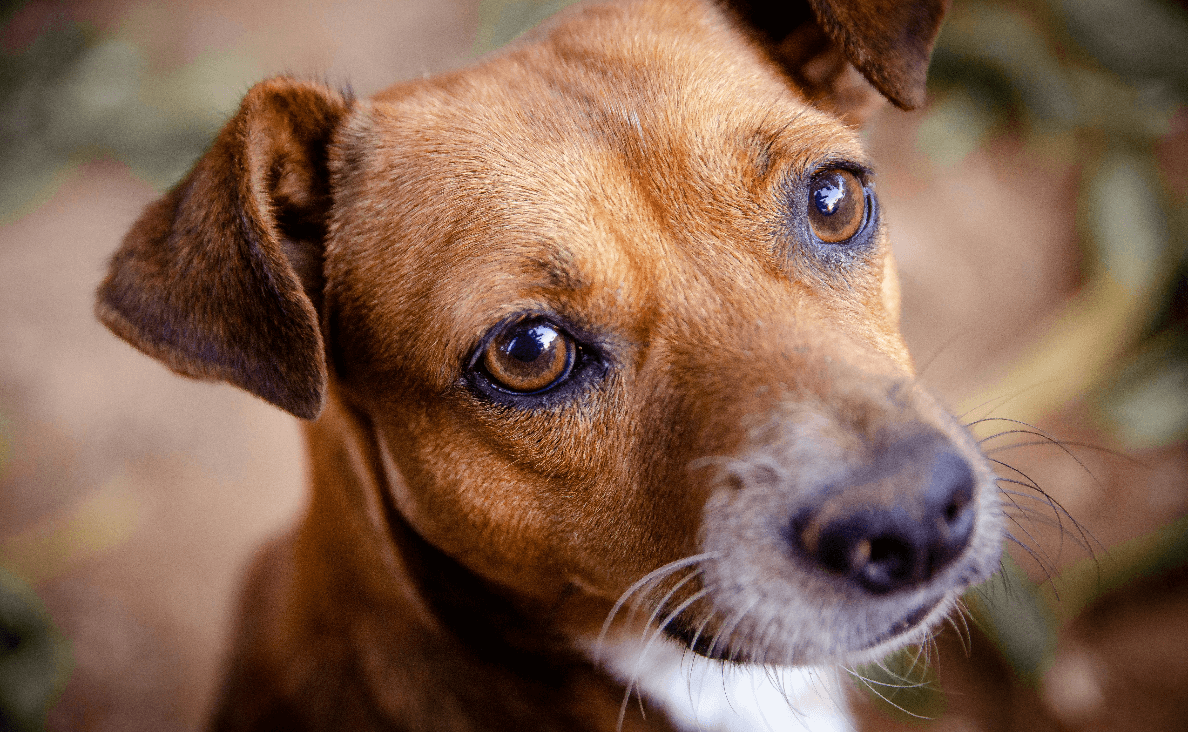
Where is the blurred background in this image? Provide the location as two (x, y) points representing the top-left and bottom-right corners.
(0, 0), (1185, 730)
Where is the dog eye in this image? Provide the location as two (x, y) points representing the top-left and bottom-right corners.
(807, 169), (866, 243)
(482, 319), (576, 393)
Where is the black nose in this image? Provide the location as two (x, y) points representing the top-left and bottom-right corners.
(792, 442), (978, 595)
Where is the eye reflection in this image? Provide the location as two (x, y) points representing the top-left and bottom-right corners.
(807, 169), (866, 243)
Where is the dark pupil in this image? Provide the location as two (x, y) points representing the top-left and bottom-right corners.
(813, 175), (846, 215)
(507, 325), (555, 363)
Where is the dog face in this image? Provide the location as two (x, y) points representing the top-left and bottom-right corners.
(97, 0), (1000, 684)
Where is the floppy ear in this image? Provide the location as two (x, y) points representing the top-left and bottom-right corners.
(725, 0), (950, 118)
(96, 78), (351, 419)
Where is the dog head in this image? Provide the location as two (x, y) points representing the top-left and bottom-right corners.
(97, 0), (999, 671)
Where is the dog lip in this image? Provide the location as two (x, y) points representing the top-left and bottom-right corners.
(658, 592), (950, 662)
(864, 595), (947, 649)
(659, 617), (744, 663)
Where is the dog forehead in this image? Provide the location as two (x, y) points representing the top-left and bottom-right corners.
(333, 37), (865, 273)
(331, 91), (850, 325)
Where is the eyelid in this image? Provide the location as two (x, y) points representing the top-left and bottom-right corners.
(810, 160), (872, 182)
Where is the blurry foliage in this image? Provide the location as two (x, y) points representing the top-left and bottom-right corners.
(0, 569), (72, 732)
(1, 1), (256, 720)
(0, 1), (261, 222)
(966, 553), (1059, 685)
(0, 476), (141, 587)
(0, 400), (71, 729)
(927, 0), (1188, 449)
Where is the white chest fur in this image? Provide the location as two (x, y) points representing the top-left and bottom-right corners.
(594, 638), (852, 731)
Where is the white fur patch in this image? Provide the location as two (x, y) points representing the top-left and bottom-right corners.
(592, 637), (852, 731)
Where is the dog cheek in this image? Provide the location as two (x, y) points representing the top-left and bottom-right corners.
(370, 399), (649, 600)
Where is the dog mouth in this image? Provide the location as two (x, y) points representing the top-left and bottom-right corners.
(656, 592), (948, 663)
(861, 595), (947, 650)
(658, 612), (744, 662)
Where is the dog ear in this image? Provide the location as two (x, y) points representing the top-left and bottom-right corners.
(725, 0), (950, 117)
(96, 78), (350, 420)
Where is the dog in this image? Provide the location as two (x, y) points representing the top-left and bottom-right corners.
(95, 0), (1004, 729)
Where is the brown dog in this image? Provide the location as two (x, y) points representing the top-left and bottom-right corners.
(96, 0), (1003, 729)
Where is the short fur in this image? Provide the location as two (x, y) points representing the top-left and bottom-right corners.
(96, 1), (1001, 730)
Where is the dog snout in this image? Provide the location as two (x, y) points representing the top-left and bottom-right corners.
(789, 435), (978, 595)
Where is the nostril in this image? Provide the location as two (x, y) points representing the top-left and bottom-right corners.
(930, 450), (974, 521)
(863, 534), (914, 592)
(928, 449), (976, 553)
(944, 498), (960, 523)
(799, 514), (921, 595)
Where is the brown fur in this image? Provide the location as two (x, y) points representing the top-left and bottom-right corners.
(95, 1), (1000, 730)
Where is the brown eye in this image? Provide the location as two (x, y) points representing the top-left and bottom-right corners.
(483, 319), (575, 393)
(807, 169), (866, 243)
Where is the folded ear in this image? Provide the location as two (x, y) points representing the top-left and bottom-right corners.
(726, 0), (950, 118)
(96, 78), (351, 419)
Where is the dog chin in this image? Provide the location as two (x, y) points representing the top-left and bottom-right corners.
(657, 590), (954, 668)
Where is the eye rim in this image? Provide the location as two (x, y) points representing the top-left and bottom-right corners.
(465, 313), (606, 407)
(480, 317), (575, 394)
(805, 166), (871, 245)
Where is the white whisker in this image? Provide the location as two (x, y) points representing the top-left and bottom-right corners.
(595, 552), (719, 661)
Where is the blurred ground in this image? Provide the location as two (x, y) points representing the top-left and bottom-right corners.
(0, 1), (1185, 731)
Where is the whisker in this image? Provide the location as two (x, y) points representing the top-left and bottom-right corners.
(685, 608), (717, 667)
(680, 613), (719, 732)
(950, 599), (973, 656)
(640, 569), (703, 644)
(915, 328), (968, 378)
(905, 643), (928, 679)
(999, 503), (1050, 562)
(616, 586), (713, 732)
(844, 668), (934, 720)
(1005, 533), (1059, 588)
(628, 568), (706, 723)
(595, 552), (718, 660)
(706, 597), (759, 662)
(985, 437), (1141, 465)
(992, 458), (1102, 562)
(969, 418), (1102, 487)
(993, 456), (1102, 572)
(999, 504), (1093, 554)
(744, 663), (780, 732)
